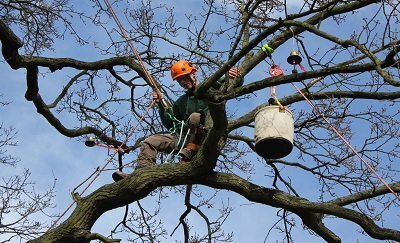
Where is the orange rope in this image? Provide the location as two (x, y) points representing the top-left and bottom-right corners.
(49, 0), (171, 231)
(291, 83), (400, 201)
(103, 0), (169, 109)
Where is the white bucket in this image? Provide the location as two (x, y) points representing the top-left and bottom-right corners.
(254, 105), (294, 159)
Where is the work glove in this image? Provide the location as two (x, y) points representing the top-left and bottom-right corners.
(152, 91), (162, 103)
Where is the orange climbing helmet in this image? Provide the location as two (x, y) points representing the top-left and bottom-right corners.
(170, 60), (197, 80)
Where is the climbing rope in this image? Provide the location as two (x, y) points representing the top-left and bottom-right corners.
(103, 0), (185, 157)
(103, 0), (170, 110)
(48, 0), (188, 231)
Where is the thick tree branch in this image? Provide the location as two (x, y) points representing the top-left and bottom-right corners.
(329, 181), (400, 206)
(218, 58), (397, 102)
(227, 88), (400, 133)
(0, 19), (162, 92)
(29, 168), (400, 242)
(3, 1), (400, 242)
(34, 94), (122, 146)
(0, 19), (23, 69)
(297, 212), (340, 243)
(196, 101), (228, 170)
(199, 172), (400, 241)
(48, 70), (89, 108)
(240, 0), (380, 78)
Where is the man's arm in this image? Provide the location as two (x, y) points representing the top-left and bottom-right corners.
(153, 91), (177, 130)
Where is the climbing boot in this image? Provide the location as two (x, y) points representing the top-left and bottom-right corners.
(179, 143), (200, 163)
(112, 170), (128, 182)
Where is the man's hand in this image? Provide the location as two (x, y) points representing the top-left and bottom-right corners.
(152, 91), (162, 103)
(228, 67), (242, 79)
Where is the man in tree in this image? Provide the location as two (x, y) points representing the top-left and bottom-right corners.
(112, 60), (241, 181)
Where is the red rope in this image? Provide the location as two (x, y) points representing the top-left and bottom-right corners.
(47, 100), (156, 231)
(95, 143), (128, 151)
(291, 83), (400, 200)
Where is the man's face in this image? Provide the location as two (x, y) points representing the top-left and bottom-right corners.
(176, 73), (195, 90)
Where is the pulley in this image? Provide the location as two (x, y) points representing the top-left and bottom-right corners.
(85, 136), (96, 147)
(287, 50), (302, 65)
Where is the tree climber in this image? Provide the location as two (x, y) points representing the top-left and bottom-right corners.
(112, 60), (242, 182)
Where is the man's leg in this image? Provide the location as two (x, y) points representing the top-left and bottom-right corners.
(179, 112), (205, 162)
(136, 134), (176, 168)
(113, 134), (176, 182)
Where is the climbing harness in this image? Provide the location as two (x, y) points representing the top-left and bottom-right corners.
(165, 127), (190, 163)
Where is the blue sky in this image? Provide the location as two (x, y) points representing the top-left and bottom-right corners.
(0, 1), (398, 242)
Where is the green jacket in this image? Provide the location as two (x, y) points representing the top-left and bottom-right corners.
(159, 75), (243, 131)
(159, 90), (208, 131)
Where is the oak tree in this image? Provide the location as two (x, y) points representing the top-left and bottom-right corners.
(1, 0), (400, 242)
